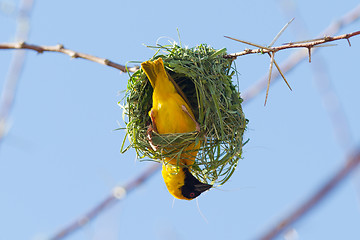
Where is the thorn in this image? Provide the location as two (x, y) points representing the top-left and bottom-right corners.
(272, 57), (292, 91)
(307, 47), (312, 63)
(269, 18), (295, 47)
(346, 38), (352, 47)
(224, 36), (272, 51)
(265, 52), (275, 106)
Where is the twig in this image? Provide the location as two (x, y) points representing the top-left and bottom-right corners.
(0, 4), (355, 240)
(49, 163), (161, 240)
(257, 148), (360, 240)
(241, 3), (360, 103)
(0, 42), (139, 73)
(225, 21), (359, 104)
(224, 31), (360, 59)
(46, 7), (360, 239)
(226, 18), (295, 104)
(1, 31), (358, 94)
(3, 31), (358, 75)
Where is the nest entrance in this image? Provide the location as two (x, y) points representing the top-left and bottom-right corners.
(168, 71), (199, 121)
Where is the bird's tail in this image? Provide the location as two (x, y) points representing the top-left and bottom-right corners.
(141, 57), (167, 88)
(141, 58), (193, 109)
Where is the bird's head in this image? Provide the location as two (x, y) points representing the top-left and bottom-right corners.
(162, 165), (212, 200)
(180, 167), (212, 199)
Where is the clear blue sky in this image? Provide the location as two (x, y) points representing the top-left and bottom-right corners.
(1, 0), (360, 239)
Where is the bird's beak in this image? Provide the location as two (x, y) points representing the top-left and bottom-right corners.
(194, 182), (212, 193)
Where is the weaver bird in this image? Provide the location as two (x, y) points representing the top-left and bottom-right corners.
(141, 57), (212, 200)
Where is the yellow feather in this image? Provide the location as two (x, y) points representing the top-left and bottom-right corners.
(141, 58), (201, 200)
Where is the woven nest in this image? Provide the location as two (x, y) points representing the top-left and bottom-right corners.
(121, 43), (247, 185)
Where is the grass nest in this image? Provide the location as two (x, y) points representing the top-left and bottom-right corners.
(121, 43), (248, 185)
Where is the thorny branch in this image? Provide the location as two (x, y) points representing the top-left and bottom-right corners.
(224, 30), (360, 104)
(242, 2), (360, 103)
(47, 29), (360, 239)
(41, 24), (360, 240)
(0, 42), (139, 73)
(1, 31), (358, 76)
(0, 4), (359, 240)
(224, 31), (360, 59)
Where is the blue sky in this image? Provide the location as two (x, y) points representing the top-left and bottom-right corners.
(1, 0), (360, 240)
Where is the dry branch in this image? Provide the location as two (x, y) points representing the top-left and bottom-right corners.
(225, 30), (359, 104)
(242, 3), (360, 103)
(2, 30), (358, 106)
(1, 31), (358, 76)
(0, 4), (358, 240)
(0, 42), (139, 73)
(224, 31), (360, 59)
(42, 16), (360, 240)
(223, 24), (359, 104)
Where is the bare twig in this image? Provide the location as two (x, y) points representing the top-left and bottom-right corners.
(257, 148), (360, 240)
(224, 31), (360, 59)
(3, 31), (358, 75)
(0, 42), (139, 73)
(241, 3), (360, 103)
(225, 21), (359, 104)
(1, 31), (358, 105)
(50, 163), (161, 240)
(226, 19), (295, 104)
(0, 4), (356, 240)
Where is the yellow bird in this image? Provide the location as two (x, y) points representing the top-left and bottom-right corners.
(141, 57), (212, 200)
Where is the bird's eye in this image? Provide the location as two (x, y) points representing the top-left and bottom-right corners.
(189, 192), (196, 198)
